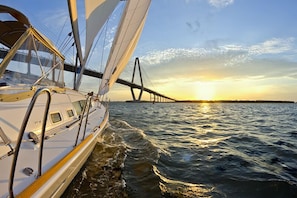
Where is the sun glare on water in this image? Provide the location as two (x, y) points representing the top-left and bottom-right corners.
(195, 83), (216, 100)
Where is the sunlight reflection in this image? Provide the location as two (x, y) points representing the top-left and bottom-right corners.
(192, 136), (231, 148)
(200, 103), (211, 113)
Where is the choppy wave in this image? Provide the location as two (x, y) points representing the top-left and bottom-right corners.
(63, 102), (297, 197)
(62, 118), (161, 197)
(62, 121), (127, 198)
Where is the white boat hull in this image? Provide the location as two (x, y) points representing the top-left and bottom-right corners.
(20, 111), (109, 198)
(0, 88), (109, 198)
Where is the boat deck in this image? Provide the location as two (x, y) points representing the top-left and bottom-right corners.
(0, 104), (108, 197)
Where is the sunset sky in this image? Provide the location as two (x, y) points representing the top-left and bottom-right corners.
(2, 0), (297, 101)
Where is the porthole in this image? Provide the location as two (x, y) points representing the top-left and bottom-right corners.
(50, 112), (62, 123)
(72, 100), (87, 115)
(67, 109), (74, 117)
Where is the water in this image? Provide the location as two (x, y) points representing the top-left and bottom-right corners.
(63, 102), (297, 197)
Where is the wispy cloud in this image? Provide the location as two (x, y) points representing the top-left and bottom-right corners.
(134, 37), (297, 85)
(208, 0), (234, 8)
(249, 37), (295, 55)
(140, 37), (295, 67)
(223, 37), (295, 66)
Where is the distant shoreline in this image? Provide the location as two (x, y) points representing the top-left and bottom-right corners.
(175, 100), (296, 103)
(124, 100), (296, 103)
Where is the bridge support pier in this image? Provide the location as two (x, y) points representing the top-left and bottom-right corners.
(150, 93), (172, 103)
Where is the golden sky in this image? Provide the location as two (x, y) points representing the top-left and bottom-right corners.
(6, 0), (296, 102)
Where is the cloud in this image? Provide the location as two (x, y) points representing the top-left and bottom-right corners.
(140, 37), (295, 67)
(208, 0), (234, 8)
(249, 37), (295, 55)
(215, 37), (295, 66)
(134, 37), (297, 85)
(184, 0), (234, 8)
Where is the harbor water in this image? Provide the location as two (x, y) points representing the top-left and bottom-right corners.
(63, 102), (297, 197)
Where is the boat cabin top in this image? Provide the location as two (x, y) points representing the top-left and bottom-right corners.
(0, 5), (65, 89)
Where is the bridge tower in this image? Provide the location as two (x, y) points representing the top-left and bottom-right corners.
(130, 57), (144, 101)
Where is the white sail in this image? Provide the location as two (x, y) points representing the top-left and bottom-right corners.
(68, 0), (120, 90)
(84, 0), (119, 64)
(99, 0), (151, 95)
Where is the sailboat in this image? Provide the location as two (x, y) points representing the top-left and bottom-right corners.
(0, 0), (151, 197)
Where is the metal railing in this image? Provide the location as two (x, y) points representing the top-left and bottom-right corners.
(9, 87), (51, 198)
(74, 92), (93, 146)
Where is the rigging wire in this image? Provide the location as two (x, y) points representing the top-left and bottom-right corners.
(85, 2), (125, 72)
(62, 42), (75, 64)
(58, 32), (70, 50)
(84, 19), (108, 72)
(56, 17), (68, 47)
(60, 32), (73, 52)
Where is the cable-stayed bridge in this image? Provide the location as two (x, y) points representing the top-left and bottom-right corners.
(0, 49), (174, 102)
(64, 58), (176, 102)
(0, 49), (176, 102)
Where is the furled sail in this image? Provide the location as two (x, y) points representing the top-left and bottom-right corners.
(68, 0), (120, 90)
(98, 0), (151, 95)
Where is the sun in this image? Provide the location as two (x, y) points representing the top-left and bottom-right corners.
(195, 83), (216, 100)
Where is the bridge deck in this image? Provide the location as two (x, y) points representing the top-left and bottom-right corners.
(64, 63), (176, 102)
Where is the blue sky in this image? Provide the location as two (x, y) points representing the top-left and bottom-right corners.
(2, 0), (297, 101)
